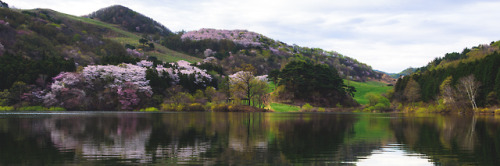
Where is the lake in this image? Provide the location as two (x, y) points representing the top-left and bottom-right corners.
(0, 112), (498, 165)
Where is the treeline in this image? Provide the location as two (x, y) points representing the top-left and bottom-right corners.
(394, 51), (500, 108)
(0, 54), (76, 90)
(415, 42), (499, 73)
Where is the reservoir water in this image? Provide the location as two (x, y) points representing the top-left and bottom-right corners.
(0, 112), (498, 165)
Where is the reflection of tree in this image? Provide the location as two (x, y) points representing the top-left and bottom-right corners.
(275, 114), (356, 163)
(390, 115), (500, 165)
(7, 113), (500, 165)
(0, 116), (75, 165)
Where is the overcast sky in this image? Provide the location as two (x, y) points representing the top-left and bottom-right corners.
(5, 0), (500, 73)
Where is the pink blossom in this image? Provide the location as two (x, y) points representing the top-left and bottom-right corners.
(181, 28), (262, 47)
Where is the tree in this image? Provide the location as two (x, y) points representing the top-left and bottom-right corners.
(269, 69), (280, 84)
(404, 78), (421, 110)
(457, 75), (480, 111)
(230, 69), (256, 105)
(440, 76), (455, 106)
(139, 37), (148, 48)
(0, 89), (9, 106)
(278, 60), (349, 106)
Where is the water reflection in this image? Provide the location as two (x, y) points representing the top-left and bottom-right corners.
(356, 144), (432, 166)
(0, 112), (499, 165)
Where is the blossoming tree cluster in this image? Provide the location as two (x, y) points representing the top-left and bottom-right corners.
(42, 60), (214, 110)
(181, 28), (262, 47)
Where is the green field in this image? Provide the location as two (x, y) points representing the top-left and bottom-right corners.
(345, 80), (393, 105)
(267, 80), (393, 111)
(269, 103), (300, 112)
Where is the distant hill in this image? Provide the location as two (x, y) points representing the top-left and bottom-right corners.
(86, 5), (172, 36)
(382, 67), (417, 78)
(165, 28), (387, 82)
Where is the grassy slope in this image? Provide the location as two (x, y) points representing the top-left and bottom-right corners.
(345, 80), (392, 105)
(55, 12), (201, 63)
(268, 80), (393, 111)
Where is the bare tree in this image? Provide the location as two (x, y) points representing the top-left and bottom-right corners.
(404, 78), (421, 110)
(457, 75), (481, 111)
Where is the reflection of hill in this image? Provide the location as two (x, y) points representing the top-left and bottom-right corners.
(389, 115), (500, 165)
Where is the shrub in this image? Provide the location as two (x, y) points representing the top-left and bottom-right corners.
(17, 106), (46, 111)
(415, 107), (427, 113)
(139, 107), (159, 112)
(161, 103), (184, 112)
(211, 103), (230, 112)
(0, 106), (14, 111)
(48, 107), (66, 111)
(186, 103), (205, 112)
(301, 103), (313, 112)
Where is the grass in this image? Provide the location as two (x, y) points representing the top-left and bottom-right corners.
(268, 81), (276, 93)
(269, 103), (300, 112)
(266, 81), (300, 112)
(344, 80), (393, 105)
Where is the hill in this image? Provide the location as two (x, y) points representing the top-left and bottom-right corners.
(164, 28), (388, 82)
(86, 5), (172, 36)
(0, 6), (200, 90)
(394, 41), (500, 109)
(383, 67), (416, 79)
(0, 4), (392, 109)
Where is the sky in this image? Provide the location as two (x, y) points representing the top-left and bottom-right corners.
(5, 0), (500, 73)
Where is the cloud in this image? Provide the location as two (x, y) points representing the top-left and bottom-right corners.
(5, 0), (500, 73)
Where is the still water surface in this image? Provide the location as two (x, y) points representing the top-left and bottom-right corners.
(0, 112), (498, 165)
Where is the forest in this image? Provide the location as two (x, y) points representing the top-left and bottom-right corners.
(393, 42), (500, 113)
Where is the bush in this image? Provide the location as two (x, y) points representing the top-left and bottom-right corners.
(186, 103), (205, 112)
(0, 106), (14, 111)
(48, 107), (66, 111)
(140, 107), (159, 112)
(17, 106), (46, 111)
(161, 103), (185, 112)
(211, 103), (230, 112)
(301, 103), (313, 112)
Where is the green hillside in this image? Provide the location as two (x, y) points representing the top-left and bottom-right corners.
(394, 42), (500, 109)
(54, 9), (201, 63)
(345, 80), (392, 105)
